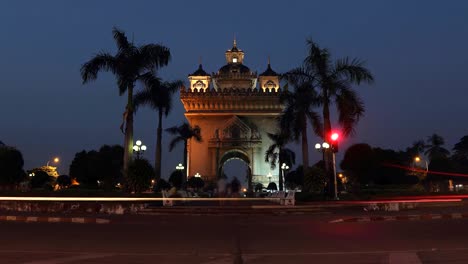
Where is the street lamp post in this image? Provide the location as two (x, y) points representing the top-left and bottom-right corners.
(133, 140), (147, 159)
(176, 163), (185, 181)
(281, 163), (289, 190)
(414, 156), (428, 172)
(315, 142), (338, 200)
(46, 157), (59, 167)
(267, 172), (272, 183)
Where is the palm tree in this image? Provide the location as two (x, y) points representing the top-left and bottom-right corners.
(265, 131), (296, 191)
(166, 123), (202, 181)
(80, 27), (171, 174)
(134, 73), (183, 180)
(283, 39), (373, 190)
(425, 134), (450, 161)
(279, 82), (322, 172)
(406, 140), (427, 159)
(453, 135), (468, 161)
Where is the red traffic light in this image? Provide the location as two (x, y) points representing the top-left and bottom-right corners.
(330, 132), (339, 142)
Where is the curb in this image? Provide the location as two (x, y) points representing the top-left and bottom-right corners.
(0, 215), (110, 224)
(329, 213), (468, 223)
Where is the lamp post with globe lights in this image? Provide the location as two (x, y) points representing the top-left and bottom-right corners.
(176, 163), (186, 181)
(315, 131), (340, 200)
(133, 140), (147, 159)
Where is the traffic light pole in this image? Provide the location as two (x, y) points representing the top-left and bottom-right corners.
(332, 151), (338, 200)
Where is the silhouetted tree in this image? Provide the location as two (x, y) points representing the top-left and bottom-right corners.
(267, 182), (278, 191)
(340, 143), (376, 185)
(187, 176), (205, 191)
(30, 170), (52, 189)
(56, 175), (72, 188)
(81, 27), (171, 174)
(283, 39), (373, 194)
(265, 131), (296, 191)
(279, 83), (322, 174)
(154, 178), (171, 192)
(166, 123), (202, 182)
(134, 76), (182, 180)
(69, 145), (123, 188)
(453, 135), (468, 161)
(254, 183), (264, 192)
(425, 134), (450, 160)
(168, 170), (184, 189)
(126, 158), (154, 193)
(0, 146), (26, 186)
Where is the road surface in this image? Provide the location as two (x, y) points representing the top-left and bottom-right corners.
(1, 213), (468, 263)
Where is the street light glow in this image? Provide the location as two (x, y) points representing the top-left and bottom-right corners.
(331, 132), (339, 141)
(315, 143), (321, 149)
(322, 142), (330, 149)
(415, 156), (421, 162)
(136, 140), (142, 146)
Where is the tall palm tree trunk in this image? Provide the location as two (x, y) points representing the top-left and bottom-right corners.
(322, 99), (334, 196)
(123, 85), (134, 175)
(301, 113), (310, 174)
(183, 140), (188, 185)
(278, 155), (284, 191)
(155, 109), (163, 180)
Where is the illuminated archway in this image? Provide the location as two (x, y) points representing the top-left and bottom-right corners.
(218, 150), (252, 191)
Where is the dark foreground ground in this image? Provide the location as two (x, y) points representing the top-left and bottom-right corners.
(1, 209), (468, 264)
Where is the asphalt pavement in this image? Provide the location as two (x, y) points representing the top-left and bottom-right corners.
(1, 210), (468, 263)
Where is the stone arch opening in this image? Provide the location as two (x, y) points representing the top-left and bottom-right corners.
(218, 150), (252, 191)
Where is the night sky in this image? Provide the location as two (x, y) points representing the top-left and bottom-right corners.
(1, 0), (467, 179)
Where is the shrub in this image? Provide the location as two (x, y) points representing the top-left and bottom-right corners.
(154, 178), (171, 192)
(187, 176), (205, 190)
(125, 158), (154, 193)
(168, 170), (184, 189)
(57, 175), (72, 188)
(30, 171), (52, 189)
(267, 182), (278, 191)
(254, 183), (263, 192)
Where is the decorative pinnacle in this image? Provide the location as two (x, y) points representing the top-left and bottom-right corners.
(233, 34), (237, 48)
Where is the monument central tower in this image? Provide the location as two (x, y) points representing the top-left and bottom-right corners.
(181, 40), (283, 189)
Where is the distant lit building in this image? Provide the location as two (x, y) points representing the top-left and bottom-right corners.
(30, 166), (59, 177)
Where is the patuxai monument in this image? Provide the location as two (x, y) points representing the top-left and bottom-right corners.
(180, 40), (284, 189)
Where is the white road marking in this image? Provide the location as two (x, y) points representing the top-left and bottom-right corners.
(22, 253), (115, 264)
(388, 252), (422, 264)
(71, 218), (84, 223)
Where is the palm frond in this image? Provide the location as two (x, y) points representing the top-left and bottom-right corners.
(335, 86), (365, 136)
(306, 110), (323, 138)
(165, 125), (181, 135)
(139, 44), (171, 71)
(333, 57), (374, 85)
(112, 27), (132, 52)
(168, 136), (185, 152)
(80, 53), (117, 83)
(192, 125), (203, 142)
(133, 89), (153, 111)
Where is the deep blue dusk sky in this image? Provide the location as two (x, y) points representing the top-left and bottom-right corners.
(1, 1), (467, 178)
